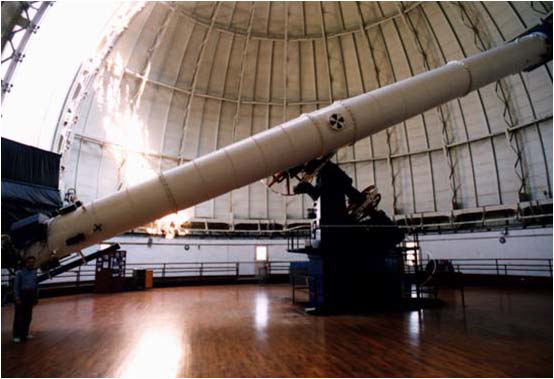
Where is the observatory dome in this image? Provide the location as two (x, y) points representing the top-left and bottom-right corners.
(51, 1), (552, 233)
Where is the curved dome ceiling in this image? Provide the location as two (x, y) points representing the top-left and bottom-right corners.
(55, 1), (553, 229)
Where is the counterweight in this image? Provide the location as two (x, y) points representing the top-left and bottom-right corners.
(25, 32), (551, 266)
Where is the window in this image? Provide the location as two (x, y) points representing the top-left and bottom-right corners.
(255, 246), (268, 261)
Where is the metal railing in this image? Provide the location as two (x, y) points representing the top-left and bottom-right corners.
(421, 258), (553, 277)
(1, 260), (296, 288)
(287, 228), (312, 251)
(2, 257), (551, 291)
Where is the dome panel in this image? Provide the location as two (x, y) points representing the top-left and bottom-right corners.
(53, 1), (552, 231)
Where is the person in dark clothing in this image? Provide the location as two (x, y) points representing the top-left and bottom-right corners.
(12, 256), (38, 343)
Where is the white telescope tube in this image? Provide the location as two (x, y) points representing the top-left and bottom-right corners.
(27, 33), (549, 266)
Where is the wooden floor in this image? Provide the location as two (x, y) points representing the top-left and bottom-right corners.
(1, 284), (552, 378)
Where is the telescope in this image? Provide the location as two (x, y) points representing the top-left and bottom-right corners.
(10, 28), (552, 269)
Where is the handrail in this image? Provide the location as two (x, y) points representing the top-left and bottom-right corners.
(119, 261), (293, 266)
(419, 257), (552, 278)
(2, 258), (552, 290)
(1, 260), (298, 287)
(427, 258), (552, 261)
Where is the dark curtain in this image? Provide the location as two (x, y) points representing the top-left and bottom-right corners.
(1, 138), (62, 233)
(1, 138), (60, 187)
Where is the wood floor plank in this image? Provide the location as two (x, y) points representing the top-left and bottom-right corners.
(1, 284), (552, 377)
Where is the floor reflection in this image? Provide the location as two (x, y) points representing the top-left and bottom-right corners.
(407, 310), (422, 346)
(255, 292), (268, 331)
(117, 323), (184, 378)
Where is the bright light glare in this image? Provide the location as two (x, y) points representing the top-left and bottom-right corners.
(165, 228), (175, 240)
(96, 47), (193, 235)
(255, 292), (268, 330)
(1, 2), (120, 149)
(2, 2), (194, 234)
(405, 241), (418, 266)
(117, 325), (184, 378)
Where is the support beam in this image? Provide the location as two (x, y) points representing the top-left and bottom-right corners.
(479, 1), (552, 198)
(283, 2), (289, 225)
(353, 1), (378, 190)
(335, 2), (358, 189)
(178, 2), (221, 164)
(375, 3), (400, 215)
(1, 2), (52, 104)
(318, 2), (334, 105)
(121, 67), (331, 106)
(157, 18), (197, 172)
(231, 2), (256, 142)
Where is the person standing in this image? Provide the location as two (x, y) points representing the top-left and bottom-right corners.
(12, 256), (38, 343)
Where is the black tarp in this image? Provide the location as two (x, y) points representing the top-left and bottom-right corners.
(1, 138), (62, 233)
(1, 138), (60, 188)
(1, 179), (62, 232)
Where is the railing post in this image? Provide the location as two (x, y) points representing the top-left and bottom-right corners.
(292, 275), (296, 303)
(236, 262), (239, 279)
(315, 276), (319, 309)
(504, 264), (507, 276)
(414, 250), (420, 299)
(456, 264), (460, 273)
(162, 263), (166, 281)
(459, 273), (466, 308)
(495, 259), (499, 275)
(76, 265), (81, 288)
(549, 260), (552, 278)
(199, 262), (203, 278)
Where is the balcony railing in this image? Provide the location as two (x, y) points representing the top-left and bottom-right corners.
(2, 257), (551, 293)
(421, 258), (553, 277)
(1, 261), (295, 288)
